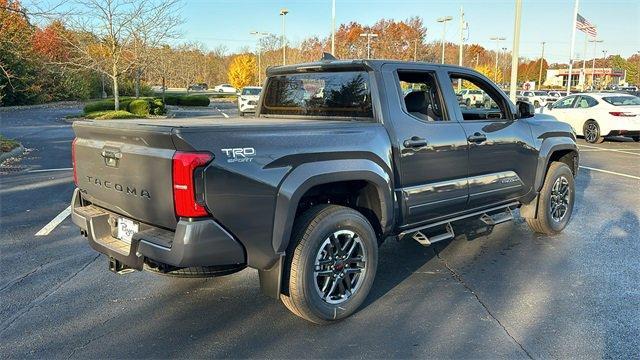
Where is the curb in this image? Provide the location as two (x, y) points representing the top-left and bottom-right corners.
(0, 145), (25, 164)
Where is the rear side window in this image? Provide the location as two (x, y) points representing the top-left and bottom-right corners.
(602, 96), (640, 106)
(262, 71), (373, 118)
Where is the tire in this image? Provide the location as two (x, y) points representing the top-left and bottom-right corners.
(525, 162), (575, 235)
(239, 111), (245, 116)
(632, 136), (640, 142)
(281, 205), (378, 324)
(534, 100), (540, 108)
(465, 98), (471, 107)
(583, 120), (605, 144)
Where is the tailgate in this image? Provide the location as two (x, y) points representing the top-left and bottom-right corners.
(73, 121), (178, 229)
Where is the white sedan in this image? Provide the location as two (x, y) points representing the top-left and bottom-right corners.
(542, 92), (640, 143)
(213, 83), (237, 93)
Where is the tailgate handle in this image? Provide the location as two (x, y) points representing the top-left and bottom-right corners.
(101, 150), (122, 159)
(101, 150), (122, 167)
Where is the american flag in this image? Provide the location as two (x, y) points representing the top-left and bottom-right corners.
(576, 13), (597, 37)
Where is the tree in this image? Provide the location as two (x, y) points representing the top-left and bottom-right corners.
(227, 54), (256, 90)
(58, 0), (182, 110)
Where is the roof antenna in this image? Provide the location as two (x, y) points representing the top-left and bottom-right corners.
(321, 52), (337, 61)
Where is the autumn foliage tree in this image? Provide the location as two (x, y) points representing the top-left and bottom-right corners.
(227, 54), (256, 90)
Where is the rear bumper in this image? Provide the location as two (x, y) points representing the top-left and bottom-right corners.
(71, 189), (245, 270)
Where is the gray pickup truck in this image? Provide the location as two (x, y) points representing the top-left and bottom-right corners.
(71, 59), (578, 323)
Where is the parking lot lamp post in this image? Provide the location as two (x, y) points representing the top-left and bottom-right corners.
(508, 0), (522, 103)
(359, 32), (378, 59)
(490, 36), (506, 81)
(437, 16), (453, 64)
(601, 50), (607, 90)
(538, 42), (546, 89)
(331, 0), (336, 56)
(589, 39), (603, 89)
(250, 31), (270, 85)
(280, 8), (288, 65)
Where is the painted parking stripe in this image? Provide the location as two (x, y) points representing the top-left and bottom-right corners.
(29, 167), (73, 173)
(579, 144), (640, 156)
(579, 166), (640, 180)
(221, 112), (230, 118)
(35, 206), (71, 236)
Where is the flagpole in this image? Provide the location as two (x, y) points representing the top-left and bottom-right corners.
(581, 34), (587, 91)
(567, 0), (579, 93)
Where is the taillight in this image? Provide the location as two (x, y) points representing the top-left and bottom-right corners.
(609, 111), (636, 117)
(72, 138), (78, 186)
(172, 151), (213, 218)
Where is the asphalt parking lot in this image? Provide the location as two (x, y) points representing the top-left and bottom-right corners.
(0, 103), (638, 359)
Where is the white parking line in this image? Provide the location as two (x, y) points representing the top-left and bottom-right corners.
(29, 167), (73, 173)
(221, 112), (229, 118)
(35, 206), (71, 236)
(579, 144), (640, 156)
(579, 166), (640, 180)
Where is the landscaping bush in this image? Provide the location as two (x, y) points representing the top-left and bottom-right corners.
(151, 98), (166, 115)
(128, 99), (150, 116)
(161, 95), (209, 107)
(83, 98), (133, 113)
(0, 134), (20, 152)
(85, 110), (141, 120)
(177, 95), (210, 107)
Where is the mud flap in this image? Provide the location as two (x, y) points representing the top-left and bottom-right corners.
(520, 194), (540, 219)
(258, 255), (284, 299)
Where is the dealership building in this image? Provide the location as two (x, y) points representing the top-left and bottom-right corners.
(543, 67), (626, 89)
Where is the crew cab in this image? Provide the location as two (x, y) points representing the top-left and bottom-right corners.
(71, 59), (579, 324)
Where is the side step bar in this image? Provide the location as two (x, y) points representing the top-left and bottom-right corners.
(400, 202), (519, 247)
(412, 223), (454, 246)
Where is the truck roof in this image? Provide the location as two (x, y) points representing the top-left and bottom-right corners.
(266, 59), (470, 75)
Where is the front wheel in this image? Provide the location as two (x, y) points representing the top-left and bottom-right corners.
(281, 205), (378, 324)
(525, 162), (575, 235)
(584, 120), (605, 144)
(631, 135), (640, 142)
(534, 100), (540, 108)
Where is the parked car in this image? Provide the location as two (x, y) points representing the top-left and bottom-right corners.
(518, 90), (555, 108)
(237, 86), (262, 116)
(187, 83), (208, 91)
(543, 92), (640, 143)
(213, 83), (237, 93)
(70, 59), (578, 324)
(458, 89), (490, 107)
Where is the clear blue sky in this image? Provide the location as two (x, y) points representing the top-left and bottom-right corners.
(181, 0), (639, 63)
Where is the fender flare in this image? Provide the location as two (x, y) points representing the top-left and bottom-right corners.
(271, 159), (394, 256)
(534, 138), (579, 192)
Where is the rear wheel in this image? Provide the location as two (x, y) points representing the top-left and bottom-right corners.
(525, 162), (575, 235)
(465, 98), (471, 107)
(584, 120), (605, 144)
(281, 205), (378, 324)
(534, 100), (540, 108)
(632, 136), (640, 142)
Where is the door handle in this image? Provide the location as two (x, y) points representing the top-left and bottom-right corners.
(467, 132), (487, 143)
(403, 136), (428, 148)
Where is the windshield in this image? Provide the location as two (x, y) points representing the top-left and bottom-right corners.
(262, 71), (373, 118)
(242, 88), (261, 95)
(602, 96), (640, 106)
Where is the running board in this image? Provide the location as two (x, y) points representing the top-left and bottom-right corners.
(399, 202), (519, 244)
(479, 209), (513, 226)
(411, 223), (454, 246)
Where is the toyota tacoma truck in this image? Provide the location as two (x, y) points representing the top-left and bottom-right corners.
(71, 59), (579, 324)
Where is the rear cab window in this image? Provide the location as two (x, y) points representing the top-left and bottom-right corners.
(261, 71), (373, 119)
(602, 96), (640, 106)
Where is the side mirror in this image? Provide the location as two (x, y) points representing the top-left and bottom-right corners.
(516, 100), (535, 119)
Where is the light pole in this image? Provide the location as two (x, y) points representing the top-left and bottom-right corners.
(490, 36), (506, 81)
(538, 41), (546, 89)
(359, 32), (378, 59)
(280, 8), (288, 65)
(250, 31), (270, 85)
(508, 0), (522, 102)
(437, 16), (453, 64)
(331, 0), (336, 55)
(601, 49), (608, 90)
(588, 39), (602, 89)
